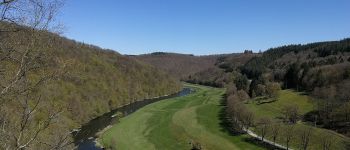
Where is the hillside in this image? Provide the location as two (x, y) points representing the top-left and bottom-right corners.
(135, 52), (259, 87)
(0, 27), (181, 149)
(186, 52), (259, 87)
(134, 52), (220, 79)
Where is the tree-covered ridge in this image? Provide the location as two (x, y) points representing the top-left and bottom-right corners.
(134, 52), (220, 79)
(242, 38), (350, 78)
(186, 53), (259, 87)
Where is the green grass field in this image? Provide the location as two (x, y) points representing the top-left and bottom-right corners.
(247, 90), (313, 120)
(247, 90), (350, 150)
(99, 84), (266, 150)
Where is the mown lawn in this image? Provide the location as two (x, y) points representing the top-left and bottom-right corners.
(247, 90), (350, 150)
(99, 84), (266, 150)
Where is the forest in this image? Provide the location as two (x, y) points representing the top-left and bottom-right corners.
(0, 1), (180, 149)
(135, 52), (220, 79)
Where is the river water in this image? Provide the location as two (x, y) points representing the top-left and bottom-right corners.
(73, 88), (193, 150)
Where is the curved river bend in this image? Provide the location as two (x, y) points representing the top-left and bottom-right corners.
(73, 88), (193, 150)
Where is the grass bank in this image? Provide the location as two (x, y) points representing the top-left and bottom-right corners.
(99, 84), (266, 150)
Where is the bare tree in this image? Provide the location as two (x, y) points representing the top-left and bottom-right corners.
(284, 125), (295, 150)
(320, 132), (333, 150)
(281, 104), (299, 123)
(257, 117), (271, 142)
(299, 126), (313, 150)
(271, 123), (281, 145)
(237, 90), (250, 102)
(241, 109), (254, 130)
(0, 0), (70, 149)
(266, 82), (281, 100)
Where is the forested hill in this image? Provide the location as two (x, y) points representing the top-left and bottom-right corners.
(1, 25), (181, 148)
(133, 52), (220, 79)
(134, 51), (259, 87)
(233, 38), (350, 137)
(241, 38), (350, 98)
(242, 38), (350, 79)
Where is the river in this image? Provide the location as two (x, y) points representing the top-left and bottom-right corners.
(73, 88), (193, 150)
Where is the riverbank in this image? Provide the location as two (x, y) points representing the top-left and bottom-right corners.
(99, 84), (266, 149)
(74, 87), (192, 150)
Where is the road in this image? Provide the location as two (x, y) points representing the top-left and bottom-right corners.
(244, 128), (293, 150)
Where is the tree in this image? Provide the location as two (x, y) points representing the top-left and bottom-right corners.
(284, 125), (295, 150)
(284, 63), (301, 89)
(257, 117), (271, 142)
(255, 84), (266, 97)
(226, 84), (237, 96)
(226, 94), (242, 131)
(0, 0), (70, 149)
(235, 74), (249, 92)
(299, 127), (313, 150)
(313, 86), (337, 127)
(241, 109), (254, 130)
(338, 102), (350, 122)
(237, 90), (250, 102)
(265, 82), (281, 100)
(281, 104), (300, 123)
(271, 123), (281, 145)
(320, 132), (333, 150)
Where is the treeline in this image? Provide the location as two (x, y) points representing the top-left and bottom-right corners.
(241, 39), (350, 79)
(134, 52), (220, 79)
(186, 53), (258, 87)
(0, 23), (181, 149)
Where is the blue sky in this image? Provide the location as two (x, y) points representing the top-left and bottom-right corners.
(59, 0), (350, 55)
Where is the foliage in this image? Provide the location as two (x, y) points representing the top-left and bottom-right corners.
(135, 53), (219, 79)
(0, 23), (181, 149)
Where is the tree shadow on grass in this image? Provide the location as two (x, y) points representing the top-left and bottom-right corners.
(218, 94), (245, 136)
(218, 94), (285, 150)
(243, 137), (285, 150)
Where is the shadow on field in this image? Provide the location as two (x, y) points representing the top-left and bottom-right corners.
(218, 94), (245, 136)
(218, 94), (285, 150)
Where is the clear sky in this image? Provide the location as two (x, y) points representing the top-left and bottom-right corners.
(59, 0), (350, 55)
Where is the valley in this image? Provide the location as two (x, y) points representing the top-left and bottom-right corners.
(100, 84), (265, 150)
(1, 1), (349, 150)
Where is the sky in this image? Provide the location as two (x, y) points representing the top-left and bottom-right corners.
(59, 0), (350, 55)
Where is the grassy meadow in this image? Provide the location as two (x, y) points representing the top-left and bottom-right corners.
(247, 90), (349, 150)
(100, 84), (265, 150)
